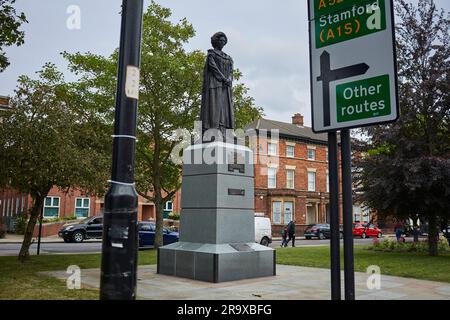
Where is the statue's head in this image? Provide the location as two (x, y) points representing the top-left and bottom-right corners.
(211, 32), (228, 50)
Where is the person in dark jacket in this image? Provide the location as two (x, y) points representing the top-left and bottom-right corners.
(285, 220), (296, 247)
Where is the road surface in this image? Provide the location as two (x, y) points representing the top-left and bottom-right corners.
(0, 237), (385, 256)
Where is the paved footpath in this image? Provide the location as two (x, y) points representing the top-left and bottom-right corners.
(43, 264), (450, 300)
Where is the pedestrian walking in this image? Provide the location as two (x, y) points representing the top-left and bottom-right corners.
(280, 226), (288, 247)
(394, 220), (404, 242)
(285, 220), (296, 247)
(412, 225), (420, 243)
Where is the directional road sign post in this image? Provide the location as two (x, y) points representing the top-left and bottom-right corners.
(308, 0), (399, 300)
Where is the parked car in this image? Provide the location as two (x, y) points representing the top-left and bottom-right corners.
(58, 215), (103, 243)
(58, 216), (180, 246)
(138, 221), (179, 247)
(353, 223), (382, 238)
(304, 223), (343, 240)
(443, 226), (450, 244)
(255, 216), (272, 246)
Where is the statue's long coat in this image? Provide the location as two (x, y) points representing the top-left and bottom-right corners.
(200, 49), (235, 131)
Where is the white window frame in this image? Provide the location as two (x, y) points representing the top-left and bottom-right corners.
(286, 145), (295, 158)
(75, 197), (90, 218)
(164, 201), (173, 212)
(286, 169), (295, 189)
(43, 196), (60, 218)
(268, 167), (277, 189)
(326, 171), (329, 193)
(16, 197), (20, 215)
(283, 201), (294, 224)
(272, 201), (282, 224)
(308, 171), (316, 192)
(307, 147), (316, 160)
(268, 143), (277, 156)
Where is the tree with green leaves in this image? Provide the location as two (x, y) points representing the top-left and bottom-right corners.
(0, 0), (27, 72)
(64, 2), (263, 248)
(0, 64), (110, 261)
(355, 0), (449, 256)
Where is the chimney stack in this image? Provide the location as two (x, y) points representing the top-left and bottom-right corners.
(292, 113), (304, 126)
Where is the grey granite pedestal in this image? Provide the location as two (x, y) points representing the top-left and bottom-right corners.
(157, 142), (275, 282)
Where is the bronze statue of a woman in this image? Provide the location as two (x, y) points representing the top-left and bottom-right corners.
(200, 32), (235, 140)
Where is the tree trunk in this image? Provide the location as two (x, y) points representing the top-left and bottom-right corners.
(154, 195), (164, 249)
(427, 214), (438, 257)
(18, 195), (45, 262)
(152, 123), (164, 249)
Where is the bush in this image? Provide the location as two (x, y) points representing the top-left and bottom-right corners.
(368, 234), (450, 254)
(15, 213), (28, 235)
(42, 216), (78, 223)
(168, 212), (180, 221)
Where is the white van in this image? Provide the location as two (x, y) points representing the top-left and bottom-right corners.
(255, 215), (272, 246)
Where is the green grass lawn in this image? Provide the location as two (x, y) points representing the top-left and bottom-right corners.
(276, 245), (450, 283)
(0, 251), (157, 300)
(1, 246), (449, 299)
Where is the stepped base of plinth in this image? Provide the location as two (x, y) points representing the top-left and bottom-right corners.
(157, 242), (276, 283)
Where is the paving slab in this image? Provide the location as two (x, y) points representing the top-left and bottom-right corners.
(42, 264), (450, 300)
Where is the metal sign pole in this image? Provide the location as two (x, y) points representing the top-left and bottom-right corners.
(100, 0), (143, 300)
(37, 213), (43, 255)
(341, 129), (355, 300)
(328, 131), (341, 300)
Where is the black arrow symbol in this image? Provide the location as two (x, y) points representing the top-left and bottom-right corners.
(317, 51), (370, 127)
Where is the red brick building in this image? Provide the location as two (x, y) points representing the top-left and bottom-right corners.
(0, 186), (181, 232)
(1, 110), (373, 236)
(245, 114), (372, 235)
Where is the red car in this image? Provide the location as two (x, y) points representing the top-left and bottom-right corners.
(353, 223), (383, 238)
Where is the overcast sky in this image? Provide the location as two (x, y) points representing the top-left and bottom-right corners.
(1, 0), (449, 126)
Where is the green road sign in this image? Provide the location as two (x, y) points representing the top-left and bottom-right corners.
(314, 0), (387, 48)
(309, 0), (399, 132)
(336, 74), (391, 122)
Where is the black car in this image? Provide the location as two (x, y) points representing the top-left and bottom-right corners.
(304, 223), (343, 240)
(58, 215), (103, 243)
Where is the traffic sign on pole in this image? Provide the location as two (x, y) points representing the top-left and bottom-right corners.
(309, 0), (399, 133)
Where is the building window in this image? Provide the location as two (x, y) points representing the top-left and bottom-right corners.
(268, 143), (277, 156)
(164, 201), (173, 211)
(163, 201), (173, 219)
(284, 201), (293, 224)
(286, 145), (295, 158)
(43, 197), (60, 218)
(286, 169), (295, 189)
(326, 172), (329, 192)
(307, 148), (316, 160)
(75, 198), (90, 218)
(272, 201), (281, 224)
(272, 201), (282, 224)
(306, 204), (318, 224)
(308, 171), (316, 191)
(272, 200), (294, 225)
(268, 167), (277, 189)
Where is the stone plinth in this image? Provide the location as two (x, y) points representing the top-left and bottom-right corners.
(157, 142), (275, 282)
